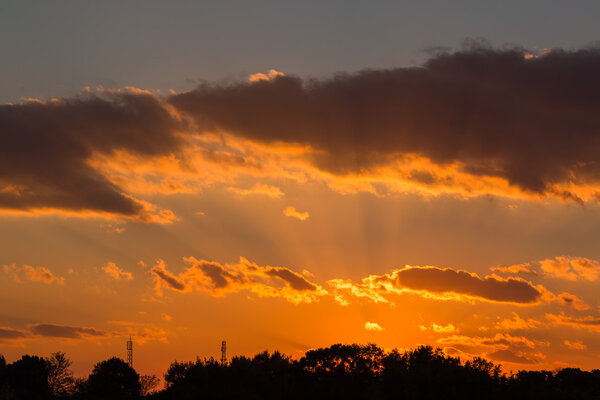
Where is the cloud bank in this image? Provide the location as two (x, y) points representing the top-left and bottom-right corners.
(171, 45), (600, 202)
(5, 45), (600, 223)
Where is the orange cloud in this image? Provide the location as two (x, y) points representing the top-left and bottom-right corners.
(22, 265), (64, 285)
(432, 323), (457, 333)
(546, 313), (600, 332)
(364, 322), (383, 331)
(437, 333), (537, 350)
(86, 131), (312, 205)
(486, 349), (541, 365)
(419, 323), (458, 333)
(437, 333), (545, 365)
(107, 321), (168, 344)
(150, 257), (327, 304)
(101, 262), (133, 280)
(3, 264), (64, 285)
(438, 333), (545, 365)
(495, 313), (541, 330)
(0, 201), (177, 225)
(327, 278), (388, 305)
(283, 206), (309, 220)
(227, 182), (284, 198)
(556, 292), (590, 310)
(248, 69), (285, 82)
(490, 263), (537, 276)
(563, 339), (587, 350)
(540, 256), (600, 281)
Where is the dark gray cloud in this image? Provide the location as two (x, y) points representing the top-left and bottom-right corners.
(151, 265), (187, 291)
(196, 261), (240, 289)
(0, 91), (184, 218)
(329, 264), (544, 305)
(395, 267), (542, 303)
(29, 323), (107, 338)
(171, 46), (600, 199)
(391, 266), (542, 304)
(487, 349), (538, 364)
(266, 267), (317, 291)
(0, 327), (27, 340)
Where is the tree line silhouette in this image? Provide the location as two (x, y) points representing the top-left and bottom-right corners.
(1, 344), (600, 399)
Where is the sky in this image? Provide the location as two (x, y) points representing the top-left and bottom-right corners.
(3, 0), (600, 379)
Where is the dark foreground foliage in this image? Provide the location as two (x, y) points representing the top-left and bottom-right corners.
(2, 344), (600, 399)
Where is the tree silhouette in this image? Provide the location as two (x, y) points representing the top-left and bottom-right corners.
(0, 355), (16, 400)
(7, 344), (600, 399)
(69, 377), (89, 400)
(163, 357), (225, 400)
(46, 351), (75, 397)
(0, 355), (6, 386)
(87, 357), (140, 400)
(140, 374), (160, 396)
(300, 343), (384, 400)
(5, 355), (50, 400)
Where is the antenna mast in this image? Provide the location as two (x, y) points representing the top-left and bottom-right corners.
(221, 340), (226, 366)
(127, 336), (133, 368)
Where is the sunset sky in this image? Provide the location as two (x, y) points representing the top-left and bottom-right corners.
(4, 0), (600, 379)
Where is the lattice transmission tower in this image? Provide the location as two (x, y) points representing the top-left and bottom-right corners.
(127, 336), (133, 368)
(221, 340), (227, 366)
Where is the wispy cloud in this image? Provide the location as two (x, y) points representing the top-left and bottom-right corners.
(0, 327), (27, 341)
(107, 320), (168, 344)
(227, 182), (284, 198)
(546, 313), (600, 332)
(563, 339), (587, 350)
(437, 332), (545, 365)
(101, 262), (133, 280)
(486, 349), (541, 365)
(490, 263), (537, 276)
(3, 264), (64, 285)
(495, 313), (541, 330)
